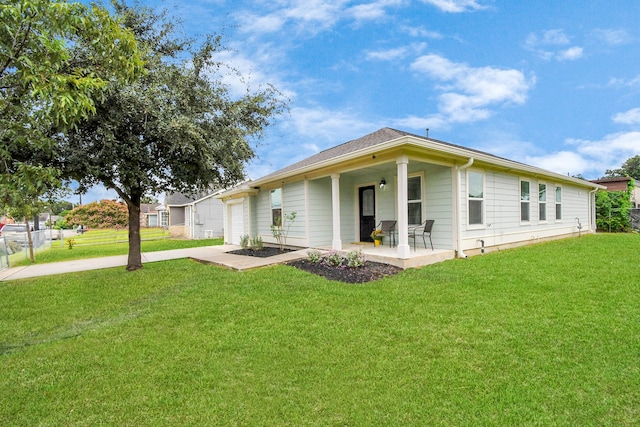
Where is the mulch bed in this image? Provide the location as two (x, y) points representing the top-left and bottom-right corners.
(227, 247), (294, 258)
(286, 259), (402, 284)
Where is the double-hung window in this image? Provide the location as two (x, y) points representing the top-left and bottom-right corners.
(408, 175), (422, 225)
(271, 188), (282, 227)
(555, 186), (562, 221)
(468, 171), (484, 226)
(538, 183), (547, 222)
(520, 180), (530, 222)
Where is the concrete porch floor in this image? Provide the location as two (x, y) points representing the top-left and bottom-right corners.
(318, 242), (456, 269)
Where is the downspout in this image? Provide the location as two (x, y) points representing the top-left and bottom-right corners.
(589, 187), (598, 232)
(455, 157), (474, 258)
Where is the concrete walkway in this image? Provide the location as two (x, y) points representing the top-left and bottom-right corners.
(0, 245), (310, 281)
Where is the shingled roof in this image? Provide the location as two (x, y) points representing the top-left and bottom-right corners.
(258, 128), (413, 182)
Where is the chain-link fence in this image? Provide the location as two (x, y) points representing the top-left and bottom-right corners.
(0, 230), (53, 270)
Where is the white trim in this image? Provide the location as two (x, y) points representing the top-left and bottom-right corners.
(331, 174), (341, 250)
(466, 169), (485, 230)
(396, 155), (410, 259)
(407, 172), (425, 226)
(555, 185), (563, 223)
(538, 181), (548, 224)
(520, 178), (531, 224)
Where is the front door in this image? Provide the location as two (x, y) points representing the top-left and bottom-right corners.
(359, 185), (376, 242)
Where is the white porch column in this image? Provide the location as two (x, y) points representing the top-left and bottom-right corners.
(331, 173), (342, 250)
(396, 156), (410, 258)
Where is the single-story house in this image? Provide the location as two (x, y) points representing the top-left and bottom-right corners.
(140, 203), (166, 228)
(165, 190), (224, 239)
(218, 128), (605, 263)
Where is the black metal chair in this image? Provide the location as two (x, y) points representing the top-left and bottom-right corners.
(408, 219), (435, 250)
(374, 220), (397, 247)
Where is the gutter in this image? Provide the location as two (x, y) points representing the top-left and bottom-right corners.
(455, 157), (474, 258)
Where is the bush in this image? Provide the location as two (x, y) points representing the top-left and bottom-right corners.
(323, 250), (344, 267)
(345, 249), (365, 268)
(250, 235), (263, 250)
(240, 235), (250, 249)
(307, 249), (322, 263)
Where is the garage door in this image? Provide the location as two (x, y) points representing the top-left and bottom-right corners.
(230, 203), (244, 245)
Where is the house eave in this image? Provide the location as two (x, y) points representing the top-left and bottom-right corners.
(243, 135), (606, 191)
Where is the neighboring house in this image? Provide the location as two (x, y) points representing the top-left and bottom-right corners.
(165, 190), (224, 239)
(590, 177), (639, 208)
(140, 203), (165, 227)
(218, 127), (604, 260)
(591, 176), (640, 230)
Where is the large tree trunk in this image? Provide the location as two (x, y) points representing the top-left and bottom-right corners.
(126, 194), (142, 271)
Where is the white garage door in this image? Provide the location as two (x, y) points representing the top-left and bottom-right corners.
(230, 203), (244, 245)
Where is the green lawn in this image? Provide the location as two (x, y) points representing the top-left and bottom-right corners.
(13, 237), (223, 266)
(1, 234), (639, 425)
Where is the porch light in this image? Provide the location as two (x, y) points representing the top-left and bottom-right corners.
(379, 178), (386, 189)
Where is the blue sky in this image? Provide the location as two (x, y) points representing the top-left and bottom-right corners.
(78, 0), (640, 203)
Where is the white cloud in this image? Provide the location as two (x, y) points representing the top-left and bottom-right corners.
(613, 108), (640, 125)
(592, 29), (632, 46)
(365, 43), (426, 61)
(401, 25), (443, 39)
(557, 46), (583, 61)
(525, 132), (640, 178)
(419, 0), (486, 13)
(525, 29), (583, 61)
(238, 13), (286, 34)
(608, 75), (640, 89)
(410, 54), (534, 125)
(347, 0), (403, 21)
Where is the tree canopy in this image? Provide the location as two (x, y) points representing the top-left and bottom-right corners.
(1, 0), (143, 261)
(59, 1), (287, 270)
(0, 2), (142, 197)
(603, 155), (640, 181)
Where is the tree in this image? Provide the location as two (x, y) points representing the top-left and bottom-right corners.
(66, 199), (128, 229)
(59, 1), (286, 271)
(595, 180), (633, 232)
(0, 0), (143, 248)
(603, 155), (640, 181)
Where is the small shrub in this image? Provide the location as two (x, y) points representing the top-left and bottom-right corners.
(323, 250), (344, 267)
(307, 249), (322, 263)
(250, 235), (263, 250)
(240, 235), (250, 249)
(345, 249), (365, 268)
(66, 238), (76, 250)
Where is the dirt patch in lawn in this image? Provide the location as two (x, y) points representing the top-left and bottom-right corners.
(287, 259), (402, 284)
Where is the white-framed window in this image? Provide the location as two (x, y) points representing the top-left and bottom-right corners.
(538, 183), (547, 222)
(407, 175), (423, 225)
(467, 171), (484, 226)
(520, 179), (530, 222)
(271, 188), (282, 227)
(555, 186), (562, 221)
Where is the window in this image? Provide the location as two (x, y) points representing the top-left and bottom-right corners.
(555, 186), (562, 220)
(520, 180), (530, 222)
(408, 176), (422, 225)
(538, 183), (546, 222)
(271, 188), (282, 226)
(468, 171), (484, 225)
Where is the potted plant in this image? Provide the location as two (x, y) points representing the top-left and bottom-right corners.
(370, 229), (384, 246)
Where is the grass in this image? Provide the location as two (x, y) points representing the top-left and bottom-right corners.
(0, 233), (639, 425)
(12, 237), (223, 266)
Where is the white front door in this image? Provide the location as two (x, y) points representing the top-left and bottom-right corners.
(230, 203), (244, 244)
